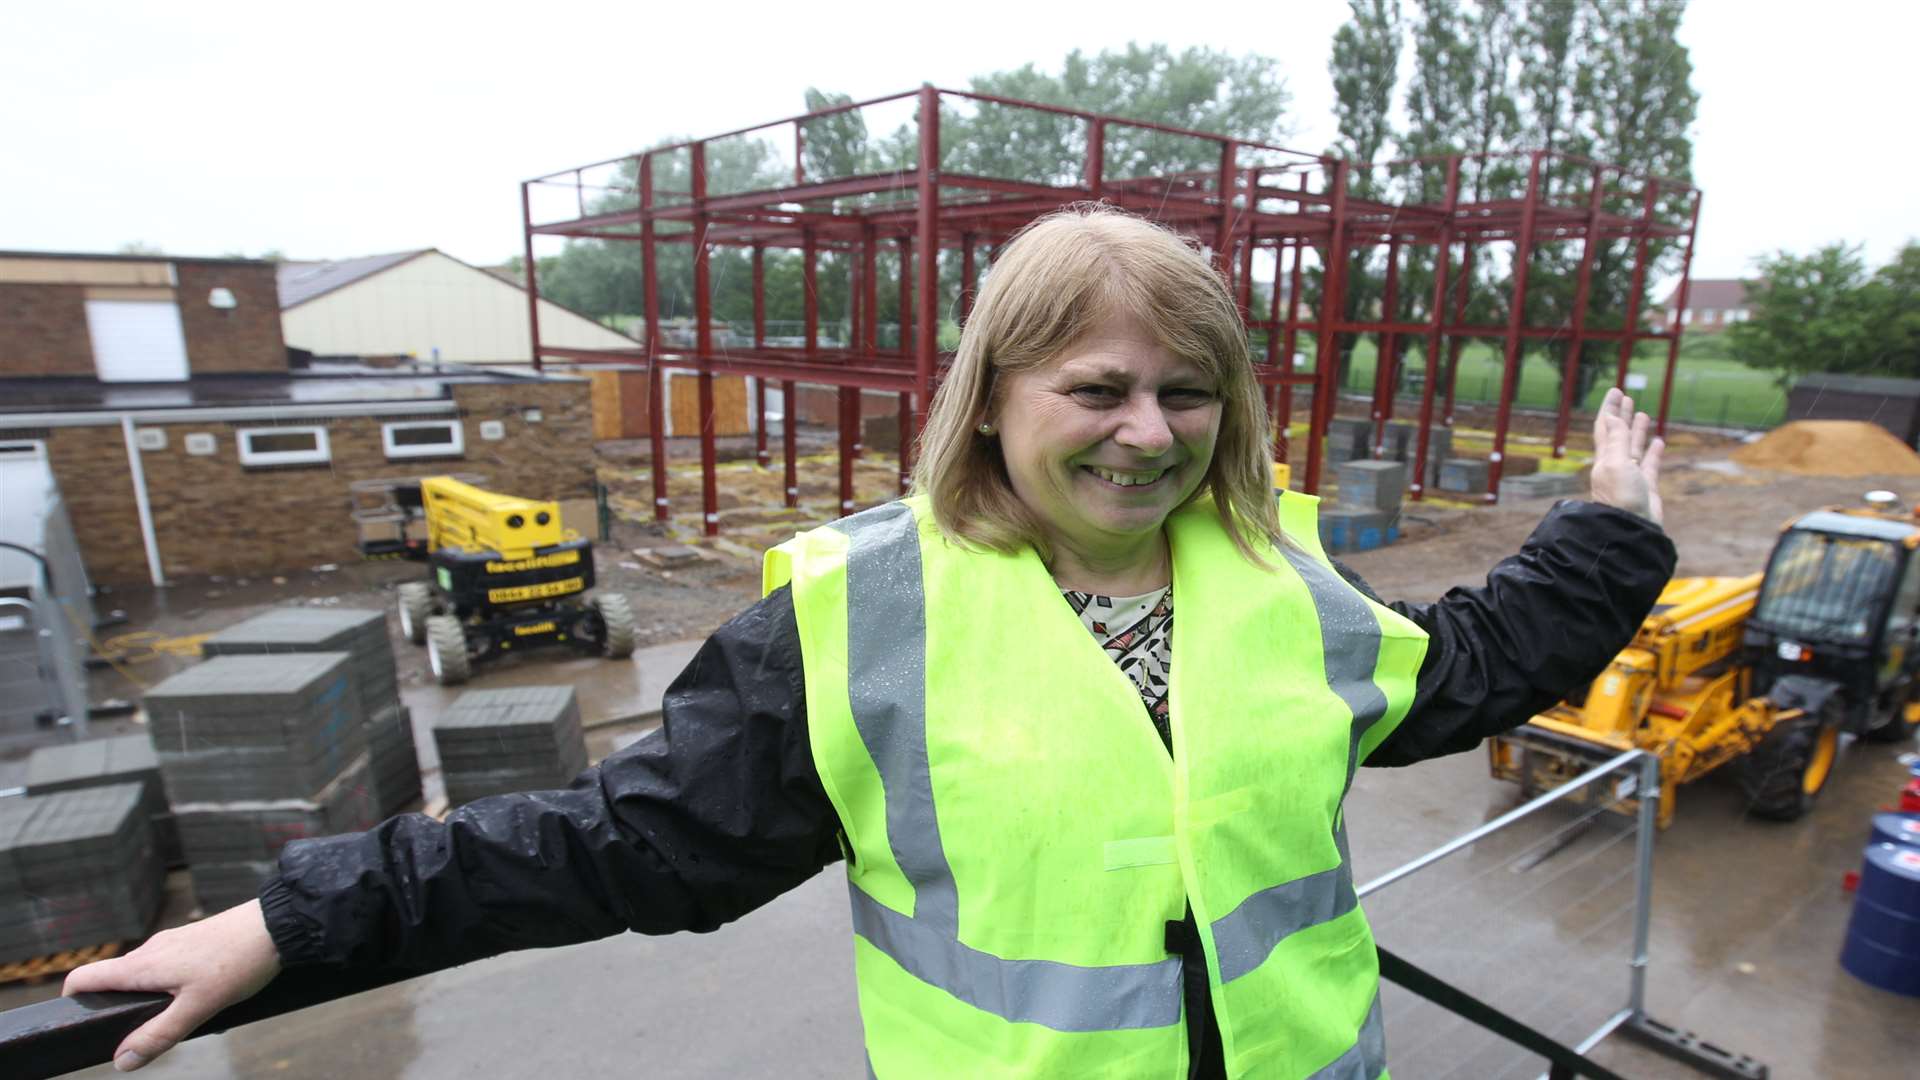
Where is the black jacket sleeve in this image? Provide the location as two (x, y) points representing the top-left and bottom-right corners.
(259, 499), (1672, 970)
(259, 587), (841, 971)
(1353, 500), (1677, 767)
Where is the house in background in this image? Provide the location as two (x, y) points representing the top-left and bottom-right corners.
(279, 249), (752, 438)
(0, 250), (593, 587)
(1660, 279), (1751, 331)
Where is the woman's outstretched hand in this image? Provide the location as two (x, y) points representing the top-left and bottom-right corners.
(62, 898), (282, 1071)
(1588, 387), (1665, 526)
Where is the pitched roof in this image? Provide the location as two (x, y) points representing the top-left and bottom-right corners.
(276, 250), (431, 308)
(1661, 278), (1750, 310)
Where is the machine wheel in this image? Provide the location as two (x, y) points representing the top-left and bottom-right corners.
(593, 594), (637, 659)
(397, 583), (433, 645)
(1863, 685), (1920, 744)
(1739, 704), (1843, 822)
(425, 615), (472, 685)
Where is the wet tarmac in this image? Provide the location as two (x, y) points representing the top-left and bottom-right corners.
(9, 549), (1920, 1077)
(16, 723), (1918, 1078)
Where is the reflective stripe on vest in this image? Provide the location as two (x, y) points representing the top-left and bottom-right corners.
(833, 500), (1184, 1032)
(1210, 539), (1391, 984)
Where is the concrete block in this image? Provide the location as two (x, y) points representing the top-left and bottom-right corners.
(1319, 507), (1396, 555)
(1437, 458), (1491, 495)
(1335, 460), (1408, 512)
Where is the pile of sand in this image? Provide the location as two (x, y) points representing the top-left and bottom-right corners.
(1732, 420), (1920, 477)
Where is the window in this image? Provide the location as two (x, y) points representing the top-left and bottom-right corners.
(1681, 308), (1695, 324)
(87, 300), (189, 382)
(236, 426), (330, 466)
(381, 420), (464, 460)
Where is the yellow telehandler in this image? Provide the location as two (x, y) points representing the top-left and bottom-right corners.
(1490, 493), (1920, 826)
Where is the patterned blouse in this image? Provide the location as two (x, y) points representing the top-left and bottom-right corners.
(1062, 585), (1175, 754)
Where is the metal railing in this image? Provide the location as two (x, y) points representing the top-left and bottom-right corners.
(1359, 748), (1764, 1080)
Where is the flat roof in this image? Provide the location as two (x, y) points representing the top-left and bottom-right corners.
(0, 365), (580, 419)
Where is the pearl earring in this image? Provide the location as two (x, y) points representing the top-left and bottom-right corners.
(977, 422), (996, 436)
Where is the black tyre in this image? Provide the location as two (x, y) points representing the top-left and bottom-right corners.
(425, 614), (472, 685)
(1739, 703), (1843, 822)
(1863, 686), (1920, 744)
(593, 593), (637, 659)
(397, 582), (433, 645)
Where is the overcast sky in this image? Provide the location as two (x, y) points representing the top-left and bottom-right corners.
(4, 0), (1913, 281)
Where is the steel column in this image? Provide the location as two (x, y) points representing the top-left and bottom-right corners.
(692, 141), (720, 536)
(520, 182), (544, 373)
(640, 154), (669, 523)
(1615, 182), (1662, 392)
(1213, 140), (1238, 272)
(913, 84), (941, 446)
(1281, 228), (1306, 463)
(1486, 152), (1546, 504)
(753, 244), (769, 467)
(1085, 118), (1105, 199)
(1656, 195), (1702, 438)
(1409, 157), (1462, 500)
(782, 378), (799, 507)
(960, 232), (978, 323)
(799, 228), (818, 511)
(1374, 235), (1402, 452)
(1443, 242), (1476, 428)
(1304, 159), (1351, 494)
(1552, 167), (1608, 457)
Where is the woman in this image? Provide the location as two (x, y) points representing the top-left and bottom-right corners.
(70, 207), (1674, 1078)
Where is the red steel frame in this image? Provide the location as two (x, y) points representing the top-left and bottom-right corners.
(520, 87), (1701, 531)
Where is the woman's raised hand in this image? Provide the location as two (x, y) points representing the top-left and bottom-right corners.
(1588, 387), (1665, 526)
(62, 898), (282, 1071)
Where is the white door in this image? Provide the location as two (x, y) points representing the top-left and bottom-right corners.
(86, 299), (190, 382)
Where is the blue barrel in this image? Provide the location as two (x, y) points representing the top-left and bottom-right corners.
(1840, 843), (1920, 996)
(1869, 812), (1920, 849)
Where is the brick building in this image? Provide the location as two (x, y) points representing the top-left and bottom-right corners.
(0, 251), (593, 586)
(1659, 279), (1751, 332)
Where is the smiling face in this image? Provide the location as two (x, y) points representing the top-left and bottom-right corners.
(990, 313), (1222, 578)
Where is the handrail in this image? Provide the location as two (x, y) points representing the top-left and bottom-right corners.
(0, 965), (427, 1080)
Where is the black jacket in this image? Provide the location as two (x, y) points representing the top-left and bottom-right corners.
(260, 500), (1675, 1066)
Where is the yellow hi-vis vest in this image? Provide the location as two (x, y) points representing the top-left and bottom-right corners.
(763, 493), (1428, 1078)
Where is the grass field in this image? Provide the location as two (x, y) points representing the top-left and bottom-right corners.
(1279, 334), (1788, 429)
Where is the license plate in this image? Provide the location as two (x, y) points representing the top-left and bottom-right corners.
(488, 576), (584, 603)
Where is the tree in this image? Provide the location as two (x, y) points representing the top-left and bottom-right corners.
(1326, 0), (1404, 386)
(1730, 243), (1920, 381)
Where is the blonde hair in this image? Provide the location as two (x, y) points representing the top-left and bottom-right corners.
(912, 204), (1282, 565)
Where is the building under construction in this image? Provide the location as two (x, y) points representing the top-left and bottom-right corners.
(519, 85), (1700, 534)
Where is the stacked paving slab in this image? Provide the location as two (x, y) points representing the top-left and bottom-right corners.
(433, 687), (587, 808)
(0, 783), (162, 963)
(1498, 470), (1585, 500)
(144, 652), (379, 911)
(200, 608), (421, 818)
(25, 733), (182, 867)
